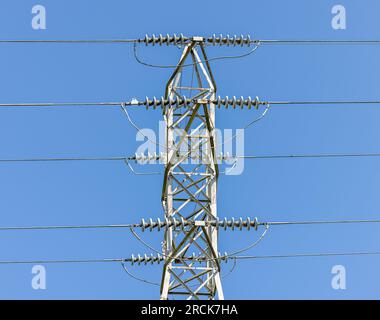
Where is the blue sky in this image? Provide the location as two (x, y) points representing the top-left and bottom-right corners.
(0, 0), (379, 299)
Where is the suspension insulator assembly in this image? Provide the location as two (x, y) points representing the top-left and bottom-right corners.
(139, 34), (190, 46)
(206, 34), (252, 46)
(128, 252), (230, 265)
(137, 217), (260, 232)
(134, 96), (263, 110)
(139, 34), (254, 47)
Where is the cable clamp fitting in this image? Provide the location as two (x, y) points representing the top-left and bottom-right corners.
(192, 36), (204, 42)
(194, 220), (206, 227)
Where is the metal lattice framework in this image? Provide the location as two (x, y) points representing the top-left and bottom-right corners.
(160, 38), (223, 300)
(1, 32), (380, 300)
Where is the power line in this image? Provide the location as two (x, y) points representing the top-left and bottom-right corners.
(0, 156), (128, 163)
(264, 219), (380, 226)
(232, 251), (380, 260)
(266, 100), (380, 106)
(256, 39), (380, 45)
(239, 152), (380, 160)
(2, 36), (380, 46)
(0, 258), (125, 264)
(121, 262), (160, 286)
(0, 223), (138, 231)
(0, 102), (126, 107)
(2, 99), (380, 109)
(1, 250), (380, 265)
(0, 218), (378, 232)
(0, 39), (138, 44)
(1, 152), (380, 164)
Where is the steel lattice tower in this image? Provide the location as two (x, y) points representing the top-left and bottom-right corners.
(160, 37), (224, 300)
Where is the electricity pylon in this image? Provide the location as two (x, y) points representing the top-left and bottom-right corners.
(160, 37), (224, 300)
